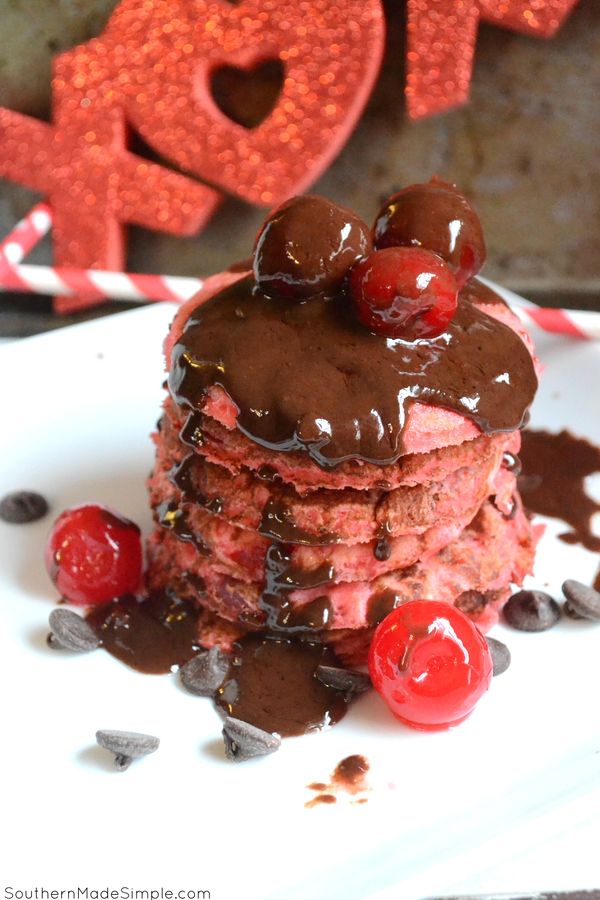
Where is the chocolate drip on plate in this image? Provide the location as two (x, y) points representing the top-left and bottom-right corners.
(86, 592), (201, 675)
(519, 430), (600, 552)
(215, 635), (349, 736)
(170, 277), (537, 468)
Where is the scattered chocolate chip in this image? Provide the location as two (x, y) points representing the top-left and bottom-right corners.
(485, 636), (511, 676)
(315, 665), (371, 694)
(96, 729), (160, 770)
(503, 589), (561, 632)
(222, 716), (281, 762)
(0, 491), (48, 524)
(179, 647), (229, 696)
(47, 608), (101, 652)
(562, 580), (600, 621)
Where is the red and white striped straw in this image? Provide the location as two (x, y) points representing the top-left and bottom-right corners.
(1, 202), (599, 340)
(8, 262), (203, 304)
(510, 302), (600, 340)
(0, 202), (51, 273)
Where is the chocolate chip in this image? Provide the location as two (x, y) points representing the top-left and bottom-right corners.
(503, 589), (561, 632)
(315, 665), (372, 694)
(0, 491), (48, 524)
(485, 636), (511, 676)
(96, 729), (160, 771)
(179, 647), (229, 696)
(562, 580), (600, 621)
(47, 608), (101, 652)
(222, 716), (281, 762)
(373, 538), (391, 561)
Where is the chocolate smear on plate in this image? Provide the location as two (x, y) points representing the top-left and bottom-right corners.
(86, 592), (201, 674)
(215, 635), (349, 737)
(519, 429), (600, 552)
(305, 754), (370, 807)
(520, 429), (600, 592)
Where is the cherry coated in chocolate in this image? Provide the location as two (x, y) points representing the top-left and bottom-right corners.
(253, 195), (371, 300)
(373, 179), (486, 287)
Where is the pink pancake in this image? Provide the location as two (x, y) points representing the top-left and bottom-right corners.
(147, 499), (538, 634)
(150, 420), (515, 546)
(161, 396), (520, 493)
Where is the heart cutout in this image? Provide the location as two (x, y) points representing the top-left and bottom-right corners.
(210, 59), (284, 129)
(95, 0), (386, 206)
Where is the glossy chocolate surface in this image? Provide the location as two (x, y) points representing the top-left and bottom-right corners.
(86, 592), (201, 675)
(373, 180), (486, 285)
(170, 277), (537, 468)
(215, 635), (349, 736)
(253, 195), (371, 300)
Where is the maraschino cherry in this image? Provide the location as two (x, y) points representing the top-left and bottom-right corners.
(350, 246), (458, 339)
(45, 504), (143, 606)
(368, 600), (493, 730)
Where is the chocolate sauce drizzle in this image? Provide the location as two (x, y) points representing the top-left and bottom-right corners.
(155, 500), (210, 556)
(258, 497), (339, 545)
(169, 276), (537, 469)
(260, 543), (334, 633)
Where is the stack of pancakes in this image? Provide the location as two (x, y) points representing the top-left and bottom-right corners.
(146, 271), (538, 665)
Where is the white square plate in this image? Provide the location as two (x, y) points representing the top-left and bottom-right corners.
(1, 294), (600, 899)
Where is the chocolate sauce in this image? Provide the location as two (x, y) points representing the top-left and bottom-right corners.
(170, 277), (537, 468)
(215, 635), (349, 736)
(332, 754), (370, 790)
(169, 453), (196, 496)
(305, 754), (370, 807)
(374, 180), (485, 280)
(259, 497), (339, 545)
(170, 455), (224, 515)
(180, 412), (205, 449)
(256, 464), (279, 482)
(155, 500), (210, 555)
(519, 430), (600, 553)
(86, 592), (201, 674)
(367, 590), (401, 626)
(260, 543), (334, 633)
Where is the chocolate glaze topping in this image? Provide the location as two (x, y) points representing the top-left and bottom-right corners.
(170, 276), (537, 468)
